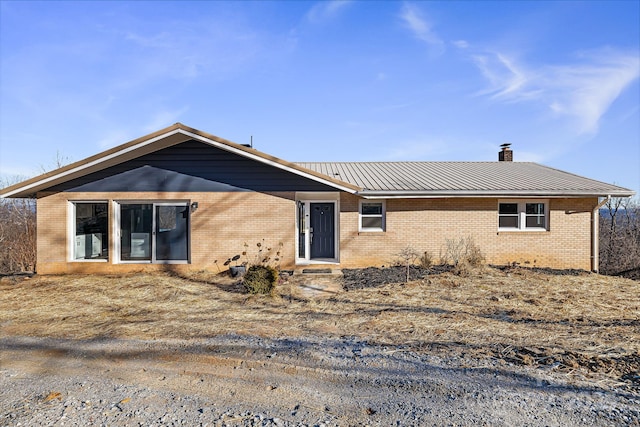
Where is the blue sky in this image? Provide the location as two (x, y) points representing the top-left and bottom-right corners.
(1, 1), (639, 194)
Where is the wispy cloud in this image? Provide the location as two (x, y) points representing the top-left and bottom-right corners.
(547, 52), (639, 134)
(305, 1), (352, 24)
(373, 102), (413, 112)
(124, 31), (176, 49)
(94, 107), (190, 149)
(142, 107), (190, 133)
(118, 23), (262, 83)
(96, 129), (136, 149)
(472, 49), (640, 134)
(472, 53), (539, 101)
(1, 9), (279, 157)
(399, 3), (444, 54)
(452, 40), (469, 49)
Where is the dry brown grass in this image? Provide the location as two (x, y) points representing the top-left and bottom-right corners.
(1, 267), (638, 370)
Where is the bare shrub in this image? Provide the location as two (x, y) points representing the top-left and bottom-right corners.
(442, 236), (485, 274)
(241, 240), (284, 269)
(466, 240), (485, 267)
(236, 240), (285, 292)
(0, 177), (36, 273)
(599, 197), (640, 275)
(437, 248), (448, 266)
(394, 246), (420, 283)
(419, 251), (434, 268)
(443, 237), (466, 266)
(452, 261), (471, 278)
(242, 265), (278, 295)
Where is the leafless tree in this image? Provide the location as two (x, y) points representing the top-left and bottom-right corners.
(394, 246), (420, 283)
(0, 152), (72, 274)
(599, 197), (640, 275)
(39, 150), (72, 173)
(0, 177), (37, 273)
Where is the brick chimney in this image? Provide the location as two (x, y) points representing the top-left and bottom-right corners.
(499, 143), (513, 162)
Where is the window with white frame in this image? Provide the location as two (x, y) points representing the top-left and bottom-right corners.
(498, 200), (548, 231)
(360, 200), (385, 231)
(72, 202), (109, 260)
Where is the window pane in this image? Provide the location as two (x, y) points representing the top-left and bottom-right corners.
(526, 203), (544, 215)
(121, 204), (152, 260)
(499, 216), (518, 228)
(361, 203), (382, 215)
(362, 216), (383, 229)
(499, 203), (518, 214)
(298, 202), (305, 258)
(526, 216), (546, 228)
(74, 203), (108, 260)
(155, 205), (189, 261)
(157, 206), (177, 231)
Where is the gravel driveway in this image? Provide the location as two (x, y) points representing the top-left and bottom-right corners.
(1, 335), (638, 426)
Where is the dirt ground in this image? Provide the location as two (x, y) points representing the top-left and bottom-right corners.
(1, 266), (639, 425)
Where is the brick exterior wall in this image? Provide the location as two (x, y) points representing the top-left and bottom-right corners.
(36, 191), (297, 274)
(36, 190), (597, 274)
(339, 194), (597, 270)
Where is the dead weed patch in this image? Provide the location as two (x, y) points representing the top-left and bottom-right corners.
(1, 267), (638, 387)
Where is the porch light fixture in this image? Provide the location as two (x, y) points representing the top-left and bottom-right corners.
(190, 202), (199, 212)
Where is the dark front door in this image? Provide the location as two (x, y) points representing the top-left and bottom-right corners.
(310, 203), (335, 259)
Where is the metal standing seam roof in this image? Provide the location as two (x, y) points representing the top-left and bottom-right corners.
(0, 122), (633, 199)
(295, 161), (635, 197)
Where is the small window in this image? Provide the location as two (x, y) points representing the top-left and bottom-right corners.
(498, 203), (519, 229)
(360, 200), (385, 231)
(525, 203), (546, 229)
(498, 200), (548, 231)
(73, 202), (108, 260)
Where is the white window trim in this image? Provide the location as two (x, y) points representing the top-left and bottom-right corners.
(359, 199), (386, 232)
(68, 201), (109, 262)
(498, 199), (549, 232)
(294, 192), (340, 265)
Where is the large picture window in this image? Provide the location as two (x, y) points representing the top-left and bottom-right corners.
(73, 202), (108, 260)
(359, 200), (386, 232)
(118, 202), (189, 263)
(498, 200), (548, 231)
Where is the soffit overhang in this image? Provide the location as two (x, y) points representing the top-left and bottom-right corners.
(358, 189), (636, 199)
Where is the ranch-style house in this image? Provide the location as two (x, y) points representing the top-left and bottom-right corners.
(0, 123), (634, 274)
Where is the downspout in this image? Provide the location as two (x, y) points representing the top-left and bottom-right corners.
(592, 195), (611, 273)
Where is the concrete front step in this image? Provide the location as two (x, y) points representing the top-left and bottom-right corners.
(289, 269), (344, 298)
(293, 268), (343, 276)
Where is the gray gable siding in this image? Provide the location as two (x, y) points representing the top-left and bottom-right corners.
(47, 140), (337, 193)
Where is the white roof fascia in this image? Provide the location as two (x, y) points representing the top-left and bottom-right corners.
(1, 128), (359, 198)
(0, 129), (188, 198)
(358, 190), (635, 199)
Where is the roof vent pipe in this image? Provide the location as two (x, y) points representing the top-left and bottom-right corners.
(499, 143), (513, 162)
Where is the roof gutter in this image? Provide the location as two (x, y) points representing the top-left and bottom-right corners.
(591, 195), (611, 273)
(358, 191), (635, 199)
